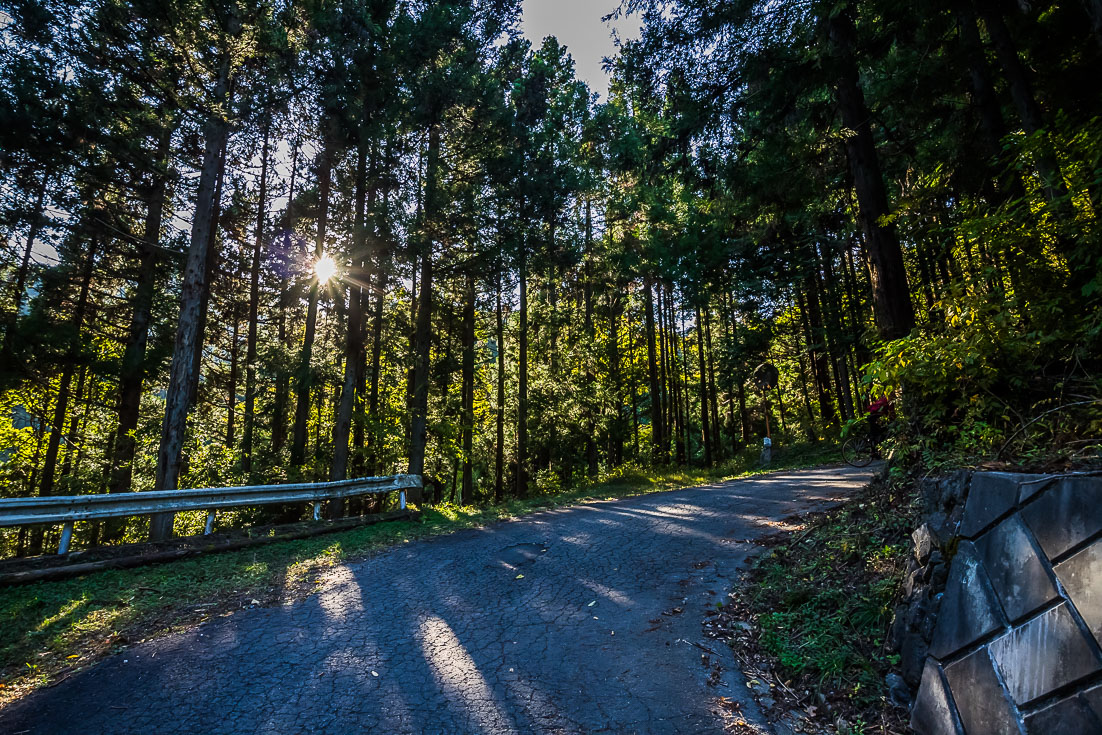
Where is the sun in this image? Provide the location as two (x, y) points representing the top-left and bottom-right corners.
(314, 254), (338, 283)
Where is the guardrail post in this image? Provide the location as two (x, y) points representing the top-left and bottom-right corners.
(399, 489), (406, 510)
(312, 502), (321, 521)
(58, 522), (74, 555)
(204, 510), (215, 535)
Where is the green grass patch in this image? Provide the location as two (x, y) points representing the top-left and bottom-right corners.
(730, 472), (920, 721)
(0, 440), (836, 704)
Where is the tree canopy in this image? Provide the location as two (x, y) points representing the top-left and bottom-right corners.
(1, 0), (1099, 554)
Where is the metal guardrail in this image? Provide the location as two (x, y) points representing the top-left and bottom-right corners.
(0, 474), (422, 555)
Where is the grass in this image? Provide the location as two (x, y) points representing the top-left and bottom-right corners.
(0, 440), (837, 706)
(720, 471), (919, 733)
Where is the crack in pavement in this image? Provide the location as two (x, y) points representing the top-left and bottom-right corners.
(0, 465), (875, 734)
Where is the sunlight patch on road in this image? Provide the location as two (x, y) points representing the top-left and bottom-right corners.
(316, 567), (365, 622)
(418, 615), (516, 732)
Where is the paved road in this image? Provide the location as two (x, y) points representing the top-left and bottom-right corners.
(0, 465), (874, 735)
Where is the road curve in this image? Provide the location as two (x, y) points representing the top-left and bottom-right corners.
(0, 464), (875, 735)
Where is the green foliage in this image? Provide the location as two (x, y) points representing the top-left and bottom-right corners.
(741, 480), (920, 706)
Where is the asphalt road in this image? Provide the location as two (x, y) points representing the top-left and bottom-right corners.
(0, 464), (875, 735)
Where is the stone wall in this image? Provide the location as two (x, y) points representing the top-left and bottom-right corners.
(905, 471), (1102, 734)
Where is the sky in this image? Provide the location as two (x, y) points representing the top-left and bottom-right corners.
(520, 0), (642, 99)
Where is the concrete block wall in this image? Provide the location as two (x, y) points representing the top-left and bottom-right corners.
(911, 472), (1102, 734)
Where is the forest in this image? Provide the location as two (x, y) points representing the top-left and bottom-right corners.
(1, 0), (1099, 557)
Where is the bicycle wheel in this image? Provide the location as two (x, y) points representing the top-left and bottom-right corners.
(842, 436), (875, 467)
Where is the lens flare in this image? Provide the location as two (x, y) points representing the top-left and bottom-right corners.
(314, 254), (338, 283)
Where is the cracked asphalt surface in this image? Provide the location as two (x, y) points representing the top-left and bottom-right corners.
(0, 464), (875, 734)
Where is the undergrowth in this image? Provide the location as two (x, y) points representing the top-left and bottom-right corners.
(724, 472), (920, 733)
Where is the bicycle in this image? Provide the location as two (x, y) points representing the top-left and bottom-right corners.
(841, 432), (880, 467)
(842, 399), (892, 467)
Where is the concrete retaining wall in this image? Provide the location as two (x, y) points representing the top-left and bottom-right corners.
(909, 471), (1102, 734)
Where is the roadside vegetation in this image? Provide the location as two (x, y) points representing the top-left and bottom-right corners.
(0, 441), (835, 706)
(715, 472), (918, 735)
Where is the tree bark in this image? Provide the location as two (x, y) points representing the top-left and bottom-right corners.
(366, 245), (387, 475)
(242, 117), (270, 474)
(977, 2), (1065, 200)
(695, 305), (712, 467)
(227, 283), (241, 449)
(608, 289), (624, 467)
(407, 125), (439, 501)
(272, 140), (299, 456)
(643, 276), (663, 463)
(657, 285), (672, 458)
(461, 271), (475, 505)
(187, 137), (229, 412)
(704, 306), (722, 459)
(827, 7), (915, 339)
(291, 125), (335, 467)
(332, 143), (370, 494)
(150, 54), (232, 541)
(494, 263), (506, 502)
(516, 234), (528, 497)
(583, 199), (598, 476)
(108, 130), (171, 500)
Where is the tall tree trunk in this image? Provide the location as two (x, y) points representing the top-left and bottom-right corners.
(667, 288), (686, 464)
(60, 367), (91, 480)
(494, 263), (506, 502)
(332, 143), (369, 495)
(188, 137), (229, 412)
(608, 289), (623, 467)
(150, 55), (232, 541)
(227, 286), (241, 449)
(799, 281), (837, 430)
(956, 3), (1013, 163)
(461, 271), (475, 505)
(272, 140), (299, 456)
(583, 199), (598, 476)
(792, 315), (819, 441)
(366, 248), (387, 475)
(242, 118), (270, 475)
(720, 290), (741, 453)
(643, 276), (663, 462)
(107, 130), (170, 499)
(977, 2), (1066, 202)
(827, 7), (915, 339)
(516, 234), (529, 497)
(817, 243), (855, 421)
(629, 332), (641, 459)
(679, 307), (694, 461)
(407, 124), (439, 502)
(291, 125), (335, 467)
(657, 285), (672, 458)
(737, 380), (751, 444)
(705, 307), (722, 459)
(695, 305), (712, 467)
